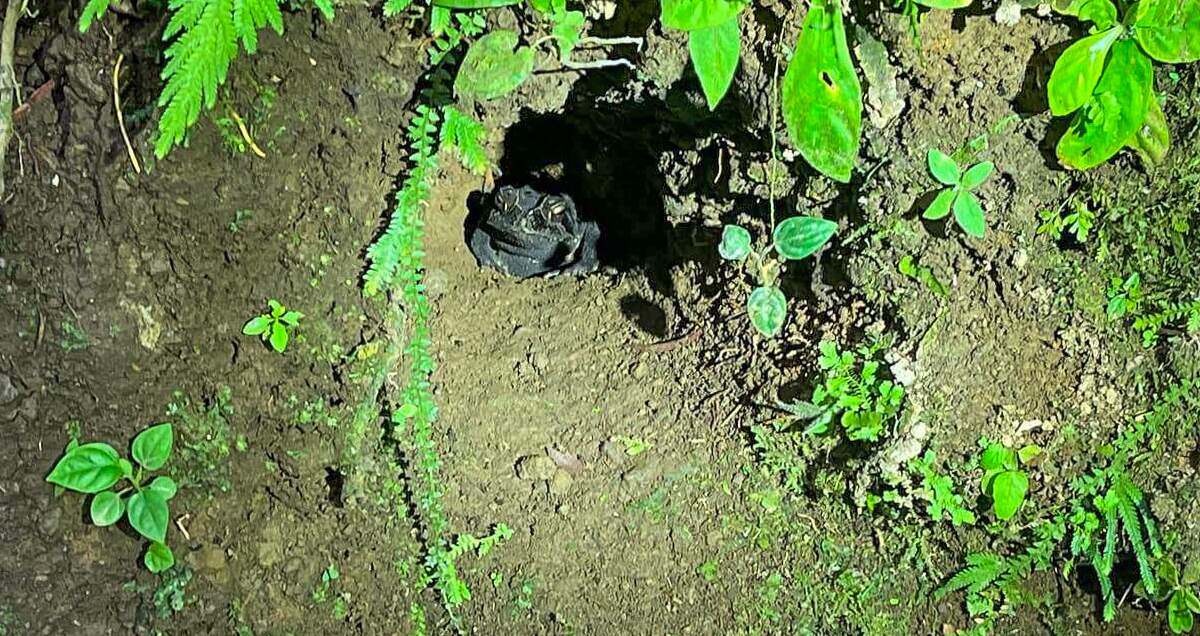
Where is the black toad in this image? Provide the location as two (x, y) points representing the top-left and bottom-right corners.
(467, 185), (600, 278)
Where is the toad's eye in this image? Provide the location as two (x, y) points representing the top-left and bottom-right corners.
(547, 201), (567, 217)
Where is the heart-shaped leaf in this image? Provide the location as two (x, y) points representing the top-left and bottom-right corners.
(148, 475), (178, 500)
(144, 542), (175, 573)
(90, 491), (125, 527)
(661, 0), (746, 31)
(718, 224), (753, 260)
(455, 30), (536, 101)
(781, 0), (862, 183)
(688, 17), (741, 110)
(747, 286), (787, 338)
(127, 490), (170, 543)
(927, 149), (961, 185)
(991, 470), (1029, 520)
(132, 423), (173, 471)
(773, 216), (837, 261)
(46, 443), (124, 494)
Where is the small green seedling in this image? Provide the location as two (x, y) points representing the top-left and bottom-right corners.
(243, 300), (303, 353)
(1139, 558), (1200, 634)
(719, 216), (837, 338)
(46, 423), (178, 572)
(777, 339), (904, 443)
(922, 149), (994, 238)
(1106, 273), (1142, 320)
(978, 440), (1039, 521)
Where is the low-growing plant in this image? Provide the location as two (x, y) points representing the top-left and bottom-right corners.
(46, 423), (178, 572)
(1139, 558), (1200, 634)
(922, 148), (994, 238)
(910, 450), (977, 527)
(1046, 0), (1199, 169)
(1105, 272), (1142, 320)
(978, 439), (1040, 521)
(243, 300), (303, 353)
(718, 217), (837, 337)
(1038, 198), (1097, 244)
(897, 254), (948, 298)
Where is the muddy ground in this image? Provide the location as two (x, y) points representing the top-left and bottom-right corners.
(0, 1), (1197, 635)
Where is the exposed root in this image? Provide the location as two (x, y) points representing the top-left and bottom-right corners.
(113, 54), (142, 174)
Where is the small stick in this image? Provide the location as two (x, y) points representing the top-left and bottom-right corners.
(228, 108), (266, 158)
(11, 77), (53, 120)
(633, 328), (701, 353)
(175, 513), (192, 541)
(562, 58), (635, 71)
(112, 55), (141, 174)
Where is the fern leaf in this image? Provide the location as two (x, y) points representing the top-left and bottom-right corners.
(1114, 475), (1160, 597)
(936, 553), (1006, 599)
(383, 0), (414, 17)
(440, 107), (490, 176)
(79, 0), (115, 32)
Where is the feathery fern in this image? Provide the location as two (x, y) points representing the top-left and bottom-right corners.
(440, 106), (490, 176)
(936, 553), (1007, 600)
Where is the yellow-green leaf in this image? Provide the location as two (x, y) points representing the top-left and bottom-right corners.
(661, 0), (746, 31)
(455, 30), (536, 101)
(1134, 0), (1200, 63)
(688, 17), (741, 110)
(1047, 27), (1121, 116)
(1057, 40), (1153, 170)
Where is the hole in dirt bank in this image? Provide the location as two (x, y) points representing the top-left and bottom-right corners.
(325, 467), (345, 507)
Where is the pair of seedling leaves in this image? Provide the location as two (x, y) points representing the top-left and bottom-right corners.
(441, 0), (586, 100)
(1140, 558), (1200, 634)
(46, 424), (178, 573)
(979, 441), (1039, 521)
(1048, 0), (1200, 169)
(718, 216), (837, 337)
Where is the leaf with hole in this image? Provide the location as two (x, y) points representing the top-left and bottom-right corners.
(688, 17), (741, 110)
(131, 423), (173, 471)
(90, 491), (125, 527)
(455, 30), (536, 101)
(46, 443), (124, 494)
(718, 224), (752, 260)
(781, 0), (862, 183)
(660, 0), (746, 31)
(773, 216), (837, 261)
(747, 287), (787, 338)
(1047, 27), (1121, 116)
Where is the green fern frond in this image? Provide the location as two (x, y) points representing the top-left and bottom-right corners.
(79, 0), (115, 32)
(440, 107), (490, 175)
(1113, 474), (1162, 598)
(363, 105), (441, 297)
(936, 552), (1006, 599)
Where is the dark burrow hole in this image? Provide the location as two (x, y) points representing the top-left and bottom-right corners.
(325, 467), (345, 507)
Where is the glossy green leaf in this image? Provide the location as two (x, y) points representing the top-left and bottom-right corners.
(431, 0), (521, 7)
(660, 0), (746, 31)
(960, 162), (994, 190)
(772, 216), (837, 261)
(127, 490), (169, 543)
(915, 0), (972, 7)
(781, 0), (862, 183)
(923, 188), (956, 221)
(718, 224), (752, 260)
(1169, 592), (1195, 634)
(145, 542), (175, 573)
(1134, 0), (1200, 63)
(1131, 95), (1170, 166)
(148, 476), (178, 500)
(980, 444), (1016, 472)
(90, 491), (125, 527)
(1057, 40), (1153, 170)
(928, 149), (961, 185)
(1052, 0), (1118, 27)
(46, 443), (124, 494)
(131, 423), (173, 471)
(747, 287), (787, 338)
(552, 10), (586, 61)
(270, 322), (289, 353)
(991, 470), (1029, 520)
(455, 30), (536, 101)
(1047, 27), (1121, 116)
(1017, 444), (1042, 464)
(954, 191), (987, 238)
(280, 310), (303, 326)
(689, 17), (741, 110)
(242, 316), (271, 336)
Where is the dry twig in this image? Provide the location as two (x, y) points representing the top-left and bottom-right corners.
(113, 54), (142, 174)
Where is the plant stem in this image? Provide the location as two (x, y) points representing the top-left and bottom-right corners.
(768, 48), (781, 232)
(0, 0), (24, 200)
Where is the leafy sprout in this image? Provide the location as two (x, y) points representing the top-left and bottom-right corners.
(243, 300), (303, 353)
(922, 148), (994, 238)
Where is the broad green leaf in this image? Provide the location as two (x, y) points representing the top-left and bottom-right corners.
(148, 476), (178, 500)
(991, 470), (1028, 520)
(960, 162), (994, 190)
(923, 188), (956, 221)
(243, 316), (271, 336)
(1183, 587), (1200, 612)
(772, 216), (837, 261)
(455, 31), (536, 101)
(747, 287), (788, 338)
(1017, 444), (1042, 464)
(1052, 0), (1118, 27)
(46, 443), (124, 494)
(718, 224), (752, 260)
(1047, 27), (1121, 116)
(1057, 40), (1153, 170)
(927, 149), (961, 185)
(145, 542), (175, 573)
(781, 0), (862, 183)
(280, 310), (303, 326)
(432, 0), (521, 7)
(915, 0), (971, 7)
(1131, 95), (1170, 165)
(661, 0), (746, 31)
(688, 17), (741, 110)
(1169, 592), (1195, 633)
(90, 491), (125, 527)
(131, 423), (173, 471)
(954, 191), (987, 238)
(127, 490), (169, 543)
(980, 444), (1015, 472)
(552, 10), (586, 61)
(1134, 0), (1200, 63)
(270, 322), (289, 353)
